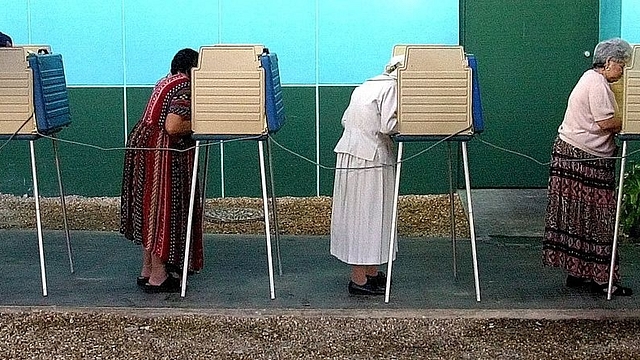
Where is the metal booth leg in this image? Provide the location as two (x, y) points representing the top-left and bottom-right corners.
(385, 142), (404, 303)
(265, 137), (283, 276)
(608, 140), (627, 300)
(201, 141), (210, 219)
(258, 140), (276, 299)
(461, 141), (481, 302)
(30, 140), (48, 297)
(181, 140), (201, 297)
(447, 142), (458, 279)
(51, 135), (74, 274)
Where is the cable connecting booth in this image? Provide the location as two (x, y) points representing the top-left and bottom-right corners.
(183, 44), (285, 299)
(384, 45), (484, 303)
(0, 45), (74, 296)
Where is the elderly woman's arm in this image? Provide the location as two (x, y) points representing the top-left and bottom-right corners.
(165, 113), (193, 136)
(597, 117), (622, 133)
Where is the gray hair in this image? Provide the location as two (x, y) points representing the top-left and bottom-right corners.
(384, 54), (405, 79)
(593, 38), (632, 68)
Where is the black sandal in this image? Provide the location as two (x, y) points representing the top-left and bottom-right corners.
(136, 276), (149, 287)
(366, 271), (388, 289)
(565, 275), (590, 288)
(590, 282), (633, 296)
(142, 276), (181, 294)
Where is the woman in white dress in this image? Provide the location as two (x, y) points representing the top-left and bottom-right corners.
(331, 55), (403, 295)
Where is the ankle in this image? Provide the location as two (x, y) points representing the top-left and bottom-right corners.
(148, 274), (168, 286)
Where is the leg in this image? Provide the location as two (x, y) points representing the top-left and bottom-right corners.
(142, 253), (180, 293)
(148, 254), (168, 286)
(141, 248), (152, 278)
(349, 265), (384, 295)
(365, 265), (379, 278)
(351, 265), (368, 285)
(136, 248), (153, 287)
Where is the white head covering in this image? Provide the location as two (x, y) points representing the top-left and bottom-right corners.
(384, 54), (405, 79)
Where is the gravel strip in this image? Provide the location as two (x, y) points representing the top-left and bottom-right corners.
(1, 311), (640, 359)
(0, 193), (470, 237)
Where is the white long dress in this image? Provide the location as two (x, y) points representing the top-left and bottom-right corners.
(330, 74), (398, 265)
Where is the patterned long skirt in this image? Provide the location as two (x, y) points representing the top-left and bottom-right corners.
(542, 137), (619, 283)
(120, 121), (204, 272)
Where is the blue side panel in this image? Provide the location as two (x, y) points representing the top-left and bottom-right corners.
(467, 55), (484, 134)
(28, 53), (71, 134)
(260, 53), (285, 133)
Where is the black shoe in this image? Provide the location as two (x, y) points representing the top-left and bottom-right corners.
(137, 276), (150, 287)
(143, 276), (181, 294)
(348, 278), (384, 296)
(590, 282), (633, 296)
(367, 271), (388, 290)
(565, 275), (590, 288)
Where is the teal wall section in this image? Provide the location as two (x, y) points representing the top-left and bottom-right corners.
(601, 0), (622, 40)
(622, 0), (640, 42)
(0, 0), (458, 86)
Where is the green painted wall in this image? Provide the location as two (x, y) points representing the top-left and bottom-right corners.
(461, 0), (600, 188)
(0, 88), (125, 197)
(0, 85), (466, 198)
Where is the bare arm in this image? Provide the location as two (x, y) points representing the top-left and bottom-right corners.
(164, 113), (192, 136)
(596, 117), (622, 133)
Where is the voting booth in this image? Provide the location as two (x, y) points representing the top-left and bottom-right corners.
(384, 45), (483, 302)
(618, 45), (640, 136)
(0, 45), (74, 296)
(610, 44), (640, 299)
(191, 44), (285, 137)
(0, 45), (71, 137)
(394, 45), (474, 136)
(182, 45), (285, 299)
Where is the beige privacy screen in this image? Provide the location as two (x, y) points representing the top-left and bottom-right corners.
(191, 45), (267, 136)
(394, 45), (473, 136)
(0, 47), (36, 135)
(620, 45), (640, 135)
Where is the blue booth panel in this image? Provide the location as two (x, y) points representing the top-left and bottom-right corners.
(28, 53), (71, 135)
(260, 52), (285, 134)
(467, 55), (484, 134)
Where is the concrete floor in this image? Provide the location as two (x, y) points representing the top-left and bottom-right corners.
(2, 189), (640, 316)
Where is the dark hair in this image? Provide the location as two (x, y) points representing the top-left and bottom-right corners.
(170, 48), (199, 75)
(0, 32), (12, 47)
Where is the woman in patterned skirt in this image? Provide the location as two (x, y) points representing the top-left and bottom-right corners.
(120, 48), (203, 293)
(543, 38), (633, 296)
